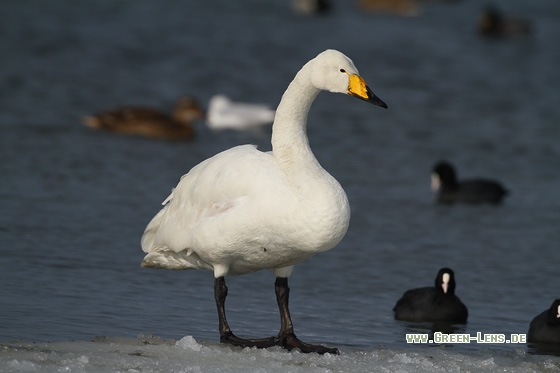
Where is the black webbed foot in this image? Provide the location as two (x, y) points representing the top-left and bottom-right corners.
(279, 332), (339, 354)
(220, 331), (338, 354)
(220, 331), (278, 349)
(215, 276), (338, 355)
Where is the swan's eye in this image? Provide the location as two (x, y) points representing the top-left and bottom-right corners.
(339, 69), (346, 73)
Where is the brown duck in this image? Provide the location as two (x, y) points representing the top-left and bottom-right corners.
(83, 97), (204, 140)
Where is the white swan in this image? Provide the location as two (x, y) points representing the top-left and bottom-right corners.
(206, 94), (276, 130)
(141, 49), (387, 354)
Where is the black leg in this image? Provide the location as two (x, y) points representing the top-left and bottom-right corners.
(214, 276), (232, 338)
(274, 277), (339, 355)
(214, 277), (277, 348)
(214, 276), (338, 354)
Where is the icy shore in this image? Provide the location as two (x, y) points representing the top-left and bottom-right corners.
(2, 335), (558, 373)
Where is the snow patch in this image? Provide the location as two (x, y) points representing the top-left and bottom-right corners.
(176, 336), (202, 352)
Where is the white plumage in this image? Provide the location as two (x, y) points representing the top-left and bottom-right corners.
(141, 142), (345, 276)
(141, 49), (387, 354)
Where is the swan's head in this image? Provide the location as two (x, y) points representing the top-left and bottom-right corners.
(310, 50), (387, 108)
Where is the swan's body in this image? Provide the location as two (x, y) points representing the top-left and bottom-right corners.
(142, 50), (385, 277)
(141, 144), (348, 275)
(206, 94), (276, 130)
(393, 268), (468, 324)
(141, 49), (387, 353)
(84, 97), (203, 140)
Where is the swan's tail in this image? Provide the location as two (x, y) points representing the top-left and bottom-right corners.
(140, 206), (209, 271)
(141, 208), (166, 253)
(141, 188), (176, 253)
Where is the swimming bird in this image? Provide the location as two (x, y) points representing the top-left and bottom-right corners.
(141, 49), (387, 354)
(431, 161), (509, 205)
(291, 0), (332, 16)
(206, 94), (276, 130)
(528, 299), (560, 345)
(477, 6), (533, 38)
(357, 0), (422, 17)
(393, 268), (468, 324)
(83, 97), (204, 140)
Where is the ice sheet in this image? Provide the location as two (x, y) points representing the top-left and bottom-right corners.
(1, 335), (558, 373)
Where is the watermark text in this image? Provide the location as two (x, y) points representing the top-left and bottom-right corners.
(406, 332), (526, 344)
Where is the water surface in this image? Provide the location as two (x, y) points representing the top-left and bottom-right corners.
(1, 0), (560, 370)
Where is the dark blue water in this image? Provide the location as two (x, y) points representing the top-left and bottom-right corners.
(1, 0), (560, 368)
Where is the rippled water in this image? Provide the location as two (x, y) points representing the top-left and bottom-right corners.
(1, 0), (560, 370)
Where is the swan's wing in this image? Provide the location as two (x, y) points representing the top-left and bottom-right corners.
(142, 145), (287, 254)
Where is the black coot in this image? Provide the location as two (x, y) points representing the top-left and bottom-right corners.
(393, 267), (468, 324)
(431, 161), (508, 204)
(528, 299), (560, 345)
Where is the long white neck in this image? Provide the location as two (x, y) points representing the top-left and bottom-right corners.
(269, 55), (350, 252)
(271, 62), (322, 177)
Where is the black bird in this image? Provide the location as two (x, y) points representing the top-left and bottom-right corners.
(431, 161), (509, 205)
(528, 299), (560, 345)
(393, 268), (468, 324)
